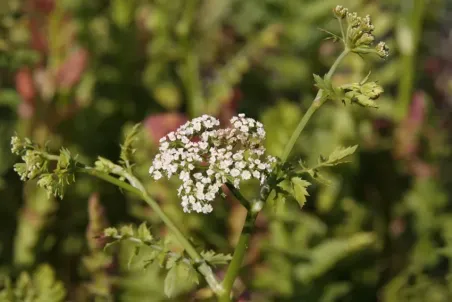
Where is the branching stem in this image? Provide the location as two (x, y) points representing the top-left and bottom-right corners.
(77, 167), (224, 296)
(281, 48), (349, 162)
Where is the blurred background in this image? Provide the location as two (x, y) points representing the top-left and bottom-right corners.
(1, 0), (452, 301)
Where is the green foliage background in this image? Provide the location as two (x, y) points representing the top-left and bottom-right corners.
(1, 0), (452, 301)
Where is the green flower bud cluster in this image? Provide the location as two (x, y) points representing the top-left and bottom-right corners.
(11, 136), (77, 198)
(37, 149), (76, 199)
(346, 12), (375, 48)
(333, 5), (389, 59)
(11, 137), (49, 181)
(13, 150), (49, 181)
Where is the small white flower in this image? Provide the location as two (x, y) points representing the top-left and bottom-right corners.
(202, 204), (213, 213)
(235, 161), (246, 169)
(168, 132), (176, 141)
(196, 191), (205, 200)
(232, 153), (243, 161)
(205, 192), (215, 201)
(240, 125), (249, 132)
(153, 171), (162, 180)
(230, 168), (240, 177)
(241, 170), (251, 180)
(199, 141), (209, 150)
(160, 142), (169, 151)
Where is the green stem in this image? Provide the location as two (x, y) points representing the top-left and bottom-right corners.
(396, 0), (426, 120)
(337, 17), (346, 46)
(226, 183), (251, 210)
(77, 167), (224, 295)
(281, 49), (349, 162)
(42, 153), (60, 161)
(219, 211), (257, 302)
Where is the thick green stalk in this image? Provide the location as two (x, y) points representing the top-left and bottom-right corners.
(77, 167), (224, 295)
(219, 211), (257, 302)
(396, 0), (426, 120)
(281, 48), (349, 162)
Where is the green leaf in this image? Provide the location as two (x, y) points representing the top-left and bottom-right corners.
(1, 264), (66, 302)
(313, 74), (327, 90)
(179, 262), (199, 285)
(136, 222), (153, 242)
(158, 245), (170, 268)
(166, 254), (180, 270)
(164, 261), (199, 298)
(274, 193), (287, 214)
(127, 245), (141, 269)
(164, 265), (178, 298)
(120, 123), (141, 168)
(325, 145), (358, 166)
(104, 227), (118, 238)
(354, 94), (379, 108)
(119, 225), (134, 237)
(291, 178), (310, 209)
(277, 179), (292, 194)
(201, 250), (233, 266)
(294, 233), (375, 283)
(103, 241), (118, 252)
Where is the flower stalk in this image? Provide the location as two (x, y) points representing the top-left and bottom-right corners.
(219, 210), (257, 302)
(281, 48), (349, 162)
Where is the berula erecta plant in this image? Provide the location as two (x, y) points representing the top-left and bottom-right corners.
(8, 6), (388, 302)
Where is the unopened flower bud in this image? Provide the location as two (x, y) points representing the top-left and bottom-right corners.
(356, 32), (374, 46)
(11, 136), (23, 155)
(376, 41), (389, 59)
(360, 15), (374, 32)
(333, 5), (348, 19)
(346, 12), (359, 27)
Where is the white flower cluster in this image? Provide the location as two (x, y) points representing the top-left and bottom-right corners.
(149, 114), (276, 214)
